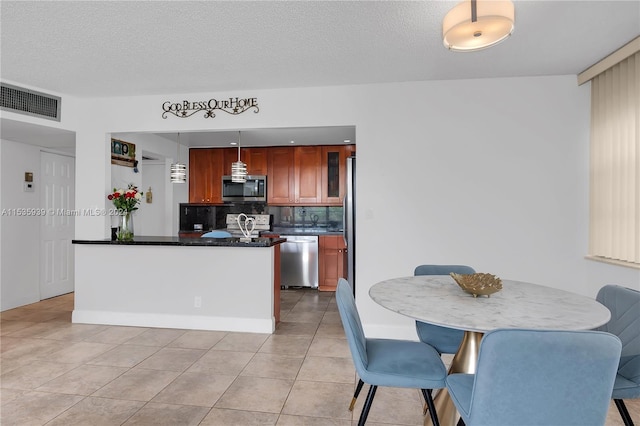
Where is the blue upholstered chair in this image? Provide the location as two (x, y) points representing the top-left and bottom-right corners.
(201, 230), (232, 238)
(596, 285), (640, 426)
(336, 278), (446, 426)
(414, 264), (475, 354)
(446, 328), (622, 426)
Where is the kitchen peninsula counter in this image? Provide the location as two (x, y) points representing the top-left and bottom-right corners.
(73, 236), (286, 247)
(72, 236), (284, 334)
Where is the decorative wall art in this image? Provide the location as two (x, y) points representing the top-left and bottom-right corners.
(111, 138), (136, 167)
(161, 96), (259, 119)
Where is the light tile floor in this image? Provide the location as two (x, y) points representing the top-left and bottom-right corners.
(1, 289), (638, 425)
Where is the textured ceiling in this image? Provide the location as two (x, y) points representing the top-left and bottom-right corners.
(2, 1), (639, 98)
(1, 1), (638, 150)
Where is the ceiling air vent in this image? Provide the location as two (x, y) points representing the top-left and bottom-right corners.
(0, 83), (61, 121)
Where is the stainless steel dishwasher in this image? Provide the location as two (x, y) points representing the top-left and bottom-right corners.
(280, 235), (318, 288)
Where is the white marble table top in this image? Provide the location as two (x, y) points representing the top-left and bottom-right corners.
(369, 275), (611, 332)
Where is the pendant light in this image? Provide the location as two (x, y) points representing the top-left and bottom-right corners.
(443, 0), (515, 52)
(170, 133), (186, 183)
(231, 131), (248, 183)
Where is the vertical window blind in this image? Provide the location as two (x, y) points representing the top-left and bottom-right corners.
(589, 51), (640, 265)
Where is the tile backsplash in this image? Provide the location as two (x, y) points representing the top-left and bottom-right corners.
(270, 206), (343, 229)
(180, 203), (343, 232)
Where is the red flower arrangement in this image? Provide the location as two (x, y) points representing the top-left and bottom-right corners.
(107, 184), (142, 213)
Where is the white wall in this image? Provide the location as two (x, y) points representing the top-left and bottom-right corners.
(111, 163), (141, 193)
(0, 84), (82, 311)
(0, 114), (188, 311)
(0, 134), (183, 310)
(110, 132), (188, 236)
(0, 140), (42, 310)
(139, 161), (166, 236)
(5, 76), (638, 335)
(0, 139), (2, 308)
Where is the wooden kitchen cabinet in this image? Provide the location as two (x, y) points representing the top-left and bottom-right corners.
(268, 146), (322, 205)
(321, 145), (355, 205)
(189, 149), (213, 203)
(222, 147), (238, 177)
(273, 243), (281, 324)
(222, 146), (267, 177)
(243, 147), (268, 175)
(319, 235), (347, 292)
(178, 231), (204, 238)
(188, 148), (225, 203)
(294, 146), (322, 204)
(267, 146), (295, 204)
(190, 144), (355, 206)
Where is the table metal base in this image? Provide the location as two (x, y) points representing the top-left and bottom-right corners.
(425, 331), (484, 426)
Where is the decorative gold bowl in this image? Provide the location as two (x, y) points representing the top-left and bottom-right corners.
(450, 272), (503, 298)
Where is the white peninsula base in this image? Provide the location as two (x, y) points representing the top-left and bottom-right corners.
(73, 242), (280, 333)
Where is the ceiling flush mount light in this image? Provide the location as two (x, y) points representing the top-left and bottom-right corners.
(231, 131), (247, 183)
(443, 0), (515, 52)
(170, 133), (187, 183)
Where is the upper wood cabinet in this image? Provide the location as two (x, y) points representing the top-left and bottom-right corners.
(268, 146), (322, 205)
(243, 147), (268, 176)
(189, 146), (269, 203)
(294, 146), (322, 204)
(267, 147), (295, 204)
(222, 147), (237, 177)
(321, 145), (355, 205)
(191, 144), (355, 205)
(220, 147), (267, 177)
(188, 148), (225, 203)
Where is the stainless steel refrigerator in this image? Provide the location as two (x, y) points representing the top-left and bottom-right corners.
(343, 156), (356, 295)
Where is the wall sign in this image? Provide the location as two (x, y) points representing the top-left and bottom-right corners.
(162, 97), (259, 119)
(111, 138), (136, 167)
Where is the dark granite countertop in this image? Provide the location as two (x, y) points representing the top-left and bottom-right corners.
(72, 236), (286, 247)
(266, 227), (344, 236)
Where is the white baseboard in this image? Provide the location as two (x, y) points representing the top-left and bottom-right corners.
(72, 310), (275, 333)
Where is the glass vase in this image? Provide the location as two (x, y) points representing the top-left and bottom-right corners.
(117, 211), (134, 241)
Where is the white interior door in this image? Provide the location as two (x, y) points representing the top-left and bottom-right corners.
(40, 151), (75, 299)
(139, 161), (166, 236)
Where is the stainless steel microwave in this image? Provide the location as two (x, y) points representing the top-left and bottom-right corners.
(221, 175), (267, 202)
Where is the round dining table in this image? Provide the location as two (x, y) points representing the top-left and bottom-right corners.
(369, 275), (612, 426)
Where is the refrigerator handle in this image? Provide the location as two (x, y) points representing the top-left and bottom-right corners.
(342, 195), (348, 246)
